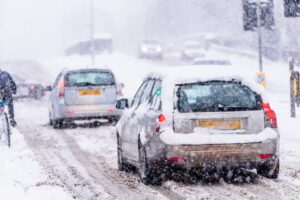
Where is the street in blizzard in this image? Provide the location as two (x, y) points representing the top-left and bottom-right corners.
(0, 0), (300, 200)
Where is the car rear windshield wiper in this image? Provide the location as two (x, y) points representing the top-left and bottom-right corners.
(71, 82), (97, 86)
(217, 106), (256, 111)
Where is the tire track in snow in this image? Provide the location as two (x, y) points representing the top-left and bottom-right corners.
(62, 129), (185, 200)
(17, 121), (113, 199)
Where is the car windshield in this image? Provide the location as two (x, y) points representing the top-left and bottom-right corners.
(66, 71), (115, 87)
(177, 81), (262, 113)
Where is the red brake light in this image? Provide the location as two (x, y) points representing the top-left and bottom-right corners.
(167, 157), (185, 163)
(30, 85), (35, 90)
(156, 114), (167, 133)
(58, 80), (65, 89)
(57, 80), (65, 97)
(263, 102), (277, 129)
(262, 103), (271, 110)
(107, 108), (116, 113)
(259, 154), (273, 159)
(158, 114), (166, 123)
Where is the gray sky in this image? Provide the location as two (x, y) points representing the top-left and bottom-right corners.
(0, 0), (295, 60)
(0, 0), (150, 59)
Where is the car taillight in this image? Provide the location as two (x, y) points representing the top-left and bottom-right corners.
(167, 157), (185, 163)
(30, 85), (35, 90)
(259, 154), (273, 159)
(57, 80), (65, 97)
(156, 114), (166, 133)
(263, 103), (277, 129)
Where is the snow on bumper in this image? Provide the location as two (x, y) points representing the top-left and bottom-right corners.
(159, 127), (279, 145)
(158, 128), (279, 168)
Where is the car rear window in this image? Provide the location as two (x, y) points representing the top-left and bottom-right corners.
(177, 81), (262, 113)
(66, 71), (115, 87)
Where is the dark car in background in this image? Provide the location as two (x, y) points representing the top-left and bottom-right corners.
(12, 75), (44, 99)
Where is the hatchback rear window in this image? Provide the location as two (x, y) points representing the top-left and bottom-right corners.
(177, 81), (262, 113)
(66, 71), (115, 87)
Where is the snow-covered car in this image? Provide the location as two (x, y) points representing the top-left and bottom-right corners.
(181, 41), (205, 60)
(48, 68), (122, 128)
(12, 75), (44, 99)
(192, 58), (231, 66)
(138, 39), (163, 59)
(115, 66), (280, 185)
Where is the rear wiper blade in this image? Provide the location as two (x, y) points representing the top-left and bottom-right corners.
(221, 106), (253, 110)
(75, 82), (96, 86)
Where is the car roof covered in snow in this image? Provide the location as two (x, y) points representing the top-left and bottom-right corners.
(60, 67), (113, 74)
(144, 65), (267, 116)
(145, 65), (262, 89)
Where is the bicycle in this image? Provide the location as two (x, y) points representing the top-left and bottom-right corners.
(0, 93), (11, 147)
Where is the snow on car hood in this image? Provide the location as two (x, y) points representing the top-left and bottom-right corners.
(159, 127), (278, 145)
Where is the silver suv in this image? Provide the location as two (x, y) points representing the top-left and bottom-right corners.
(49, 68), (121, 128)
(115, 67), (279, 185)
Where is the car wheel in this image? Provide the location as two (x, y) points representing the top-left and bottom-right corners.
(258, 160), (279, 179)
(53, 119), (64, 129)
(117, 133), (126, 171)
(138, 139), (162, 185)
(49, 112), (53, 125)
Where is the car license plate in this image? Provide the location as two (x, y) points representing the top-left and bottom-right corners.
(79, 89), (101, 96)
(198, 119), (241, 130)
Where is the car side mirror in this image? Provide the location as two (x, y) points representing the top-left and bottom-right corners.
(44, 85), (52, 91)
(116, 98), (129, 110)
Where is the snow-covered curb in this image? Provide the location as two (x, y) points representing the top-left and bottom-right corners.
(0, 128), (71, 200)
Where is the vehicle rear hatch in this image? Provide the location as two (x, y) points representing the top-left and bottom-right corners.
(64, 69), (117, 106)
(174, 81), (265, 134)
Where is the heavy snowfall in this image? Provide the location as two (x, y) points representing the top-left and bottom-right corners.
(0, 0), (300, 200)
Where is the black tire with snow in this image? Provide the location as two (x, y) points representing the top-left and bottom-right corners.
(138, 139), (163, 185)
(4, 113), (11, 147)
(258, 160), (279, 179)
(117, 133), (127, 171)
(53, 119), (63, 129)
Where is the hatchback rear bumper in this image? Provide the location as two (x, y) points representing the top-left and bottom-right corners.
(56, 103), (122, 121)
(149, 139), (278, 170)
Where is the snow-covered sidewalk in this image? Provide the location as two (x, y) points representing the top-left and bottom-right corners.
(0, 128), (72, 200)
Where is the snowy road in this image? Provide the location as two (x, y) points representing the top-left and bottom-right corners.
(13, 98), (300, 200)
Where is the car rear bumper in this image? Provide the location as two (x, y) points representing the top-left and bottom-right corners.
(140, 52), (162, 58)
(56, 104), (122, 121)
(149, 139), (278, 170)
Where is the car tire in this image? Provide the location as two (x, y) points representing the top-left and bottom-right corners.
(138, 139), (162, 185)
(53, 119), (63, 129)
(49, 116), (53, 126)
(258, 160), (279, 179)
(117, 133), (127, 171)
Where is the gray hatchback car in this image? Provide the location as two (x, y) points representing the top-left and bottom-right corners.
(49, 68), (121, 128)
(115, 67), (279, 185)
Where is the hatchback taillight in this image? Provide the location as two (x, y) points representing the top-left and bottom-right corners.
(263, 103), (277, 129)
(57, 80), (65, 97)
(156, 114), (166, 133)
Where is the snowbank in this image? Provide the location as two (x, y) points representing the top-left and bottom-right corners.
(0, 128), (71, 200)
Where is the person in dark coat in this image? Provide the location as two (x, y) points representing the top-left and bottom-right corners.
(0, 69), (17, 127)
